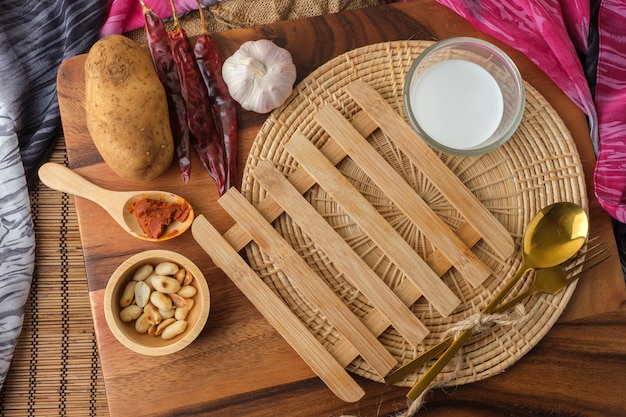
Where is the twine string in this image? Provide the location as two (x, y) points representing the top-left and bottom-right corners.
(444, 303), (527, 339)
(343, 304), (528, 417)
(400, 303), (528, 416)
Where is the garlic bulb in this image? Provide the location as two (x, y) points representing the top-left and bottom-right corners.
(222, 39), (297, 114)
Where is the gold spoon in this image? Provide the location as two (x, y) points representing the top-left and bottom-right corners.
(403, 201), (589, 401)
(385, 237), (605, 386)
(38, 162), (194, 242)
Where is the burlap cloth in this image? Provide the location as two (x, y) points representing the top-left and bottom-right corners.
(0, 1), (383, 415)
(130, 0), (387, 42)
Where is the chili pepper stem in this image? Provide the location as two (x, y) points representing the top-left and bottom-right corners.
(169, 0), (182, 30)
(138, 0), (149, 14)
(195, 0), (209, 35)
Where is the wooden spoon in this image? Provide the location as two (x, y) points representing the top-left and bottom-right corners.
(38, 162), (194, 242)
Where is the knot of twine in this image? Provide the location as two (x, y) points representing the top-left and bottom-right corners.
(339, 304), (530, 417)
(443, 302), (527, 339)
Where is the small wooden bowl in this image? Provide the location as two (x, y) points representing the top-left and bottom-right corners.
(104, 250), (210, 356)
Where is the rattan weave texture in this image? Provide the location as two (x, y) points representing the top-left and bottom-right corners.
(241, 40), (587, 387)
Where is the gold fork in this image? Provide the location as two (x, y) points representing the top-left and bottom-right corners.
(493, 239), (608, 312)
(384, 238), (609, 388)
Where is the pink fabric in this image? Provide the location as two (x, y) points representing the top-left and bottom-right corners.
(594, 1), (626, 222)
(434, 0), (626, 222)
(99, 0), (220, 37)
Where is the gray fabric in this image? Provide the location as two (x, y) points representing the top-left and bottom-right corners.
(0, 133), (34, 389)
(0, 0), (106, 389)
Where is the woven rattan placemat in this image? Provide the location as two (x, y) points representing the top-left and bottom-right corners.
(241, 40), (587, 387)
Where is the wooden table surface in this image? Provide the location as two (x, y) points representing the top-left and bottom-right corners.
(55, 1), (626, 416)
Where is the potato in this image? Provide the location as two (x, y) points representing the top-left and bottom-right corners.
(84, 34), (174, 182)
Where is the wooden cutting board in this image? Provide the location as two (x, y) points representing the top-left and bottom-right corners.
(54, 1), (624, 416)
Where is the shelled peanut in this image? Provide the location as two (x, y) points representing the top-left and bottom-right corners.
(119, 261), (197, 340)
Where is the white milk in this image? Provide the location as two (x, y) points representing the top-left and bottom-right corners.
(409, 59), (504, 150)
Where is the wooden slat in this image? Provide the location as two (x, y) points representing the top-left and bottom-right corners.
(315, 105), (491, 288)
(329, 221), (481, 367)
(221, 111), (377, 252)
(284, 133), (461, 317)
(191, 215), (365, 403)
(218, 189), (397, 377)
(345, 80), (515, 260)
(253, 159), (430, 346)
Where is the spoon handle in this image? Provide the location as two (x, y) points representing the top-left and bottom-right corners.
(386, 275), (535, 387)
(384, 336), (453, 385)
(404, 265), (529, 400)
(37, 162), (132, 231)
(406, 328), (473, 400)
(38, 163), (113, 206)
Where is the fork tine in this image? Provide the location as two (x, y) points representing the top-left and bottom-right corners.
(579, 236), (600, 254)
(578, 250), (610, 272)
(567, 236), (601, 265)
(565, 239), (610, 278)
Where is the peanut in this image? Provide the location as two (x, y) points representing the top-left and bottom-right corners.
(161, 320), (187, 340)
(155, 261), (179, 276)
(175, 299), (194, 321)
(174, 268), (186, 284)
(144, 302), (162, 325)
(144, 274), (155, 290)
(177, 285), (197, 299)
(134, 280), (151, 308)
(182, 270), (194, 286)
(119, 304), (143, 322)
(134, 313), (151, 333)
(159, 308), (175, 320)
(120, 281), (136, 307)
(155, 318), (176, 336)
(151, 275), (181, 294)
(133, 264), (154, 281)
(150, 290), (173, 311)
(118, 260), (200, 340)
(169, 292), (187, 308)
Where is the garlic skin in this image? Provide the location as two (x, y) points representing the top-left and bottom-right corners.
(222, 39), (297, 114)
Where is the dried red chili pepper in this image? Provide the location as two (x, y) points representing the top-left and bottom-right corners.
(193, 4), (238, 191)
(139, 0), (191, 184)
(167, 0), (227, 195)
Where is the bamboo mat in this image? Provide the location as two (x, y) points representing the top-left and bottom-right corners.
(0, 137), (110, 416)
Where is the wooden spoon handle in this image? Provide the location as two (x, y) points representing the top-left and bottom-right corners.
(37, 162), (122, 210)
(37, 162), (129, 231)
(38, 163), (105, 199)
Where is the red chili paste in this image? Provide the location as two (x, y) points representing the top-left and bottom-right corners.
(130, 198), (191, 239)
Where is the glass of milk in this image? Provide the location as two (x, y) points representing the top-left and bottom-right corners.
(404, 37), (525, 156)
